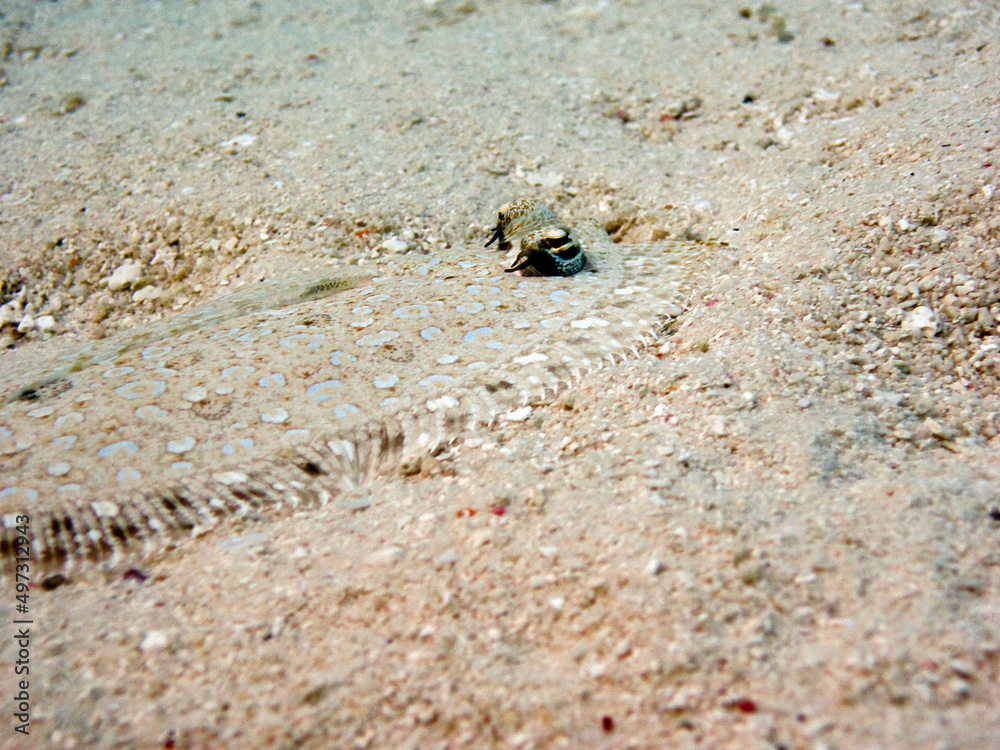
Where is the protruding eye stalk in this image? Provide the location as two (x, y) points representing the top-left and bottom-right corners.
(484, 212), (510, 253)
(487, 200), (587, 277)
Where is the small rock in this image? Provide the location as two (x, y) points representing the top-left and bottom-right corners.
(647, 557), (666, 576)
(53, 92), (86, 116)
(0, 334), (14, 349)
(91, 501), (119, 518)
(108, 262), (143, 291)
(16, 314), (34, 333)
(139, 630), (169, 652)
(525, 485), (547, 510)
(920, 419), (952, 440)
(0, 303), (19, 325)
(522, 170), (563, 188)
(380, 238), (409, 254)
(503, 406), (533, 422)
(901, 306), (938, 332)
(220, 134), (256, 152)
(183, 386), (208, 402)
(766, 120), (793, 142)
(132, 285), (162, 303)
(35, 315), (56, 333)
(706, 415), (728, 436)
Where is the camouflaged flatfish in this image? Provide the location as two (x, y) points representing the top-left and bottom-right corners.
(0, 201), (709, 579)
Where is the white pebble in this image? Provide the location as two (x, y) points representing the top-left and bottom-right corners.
(930, 228), (950, 245)
(523, 170), (563, 187)
(132, 286), (162, 303)
(139, 631), (169, 652)
(220, 134), (256, 151)
(91, 501), (119, 518)
(380, 238), (409, 254)
(108, 262), (143, 291)
(183, 386), (208, 402)
(16, 314), (35, 333)
(503, 406), (533, 422)
(35, 315), (56, 332)
(706, 415), (728, 436)
(902, 306), (939, 332)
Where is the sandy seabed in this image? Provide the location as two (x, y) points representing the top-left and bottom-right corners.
(1, 1), (999, 748)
